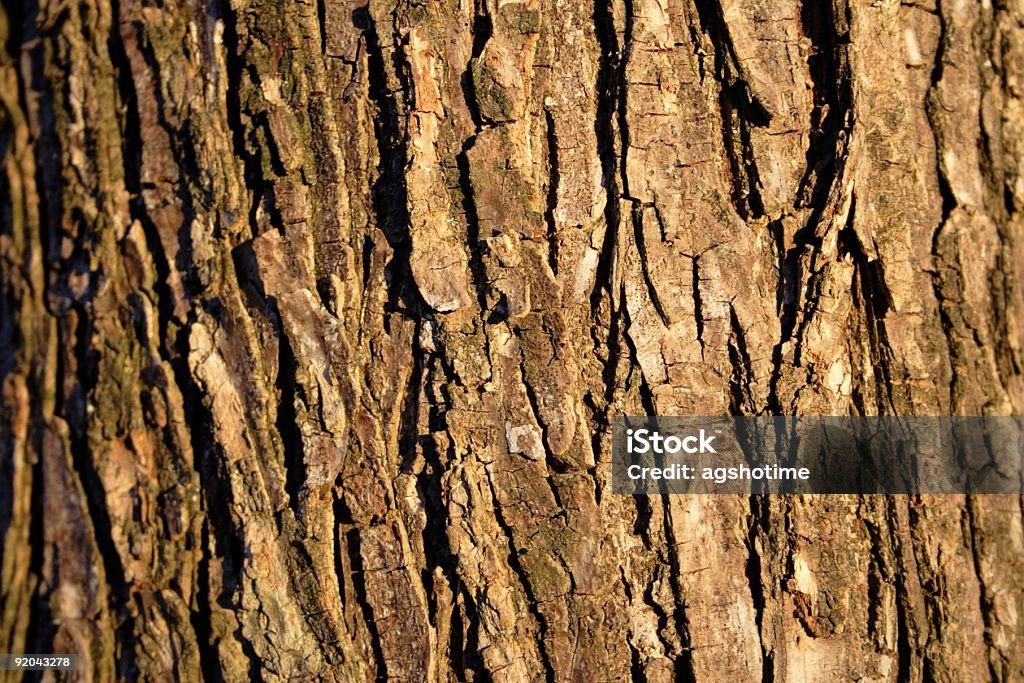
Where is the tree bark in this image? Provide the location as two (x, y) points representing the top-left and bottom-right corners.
(1, 0), (1023, 680)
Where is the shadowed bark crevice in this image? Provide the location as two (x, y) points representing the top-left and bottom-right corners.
(337, 499), (389, 680)
(482, 473), (558, 683)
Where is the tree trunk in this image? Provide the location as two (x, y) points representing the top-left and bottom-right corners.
(1, 0), (1023, 680)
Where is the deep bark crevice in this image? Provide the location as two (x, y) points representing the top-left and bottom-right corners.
(692, 0), (770, 219)
(591, 0), (622, 312)
(482, 473), (558, 683)
(745, 495), (774, 683)
(338, 499), (389, 681)
(362, 6), (423, 317)
(543, 108), (560, 276)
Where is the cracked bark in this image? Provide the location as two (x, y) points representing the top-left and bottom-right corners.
(2, 0), (1024, 681)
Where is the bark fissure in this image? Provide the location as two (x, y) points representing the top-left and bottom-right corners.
(482, 473), (558, 683)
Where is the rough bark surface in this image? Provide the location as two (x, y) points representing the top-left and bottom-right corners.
(2, 0), (1024, 680)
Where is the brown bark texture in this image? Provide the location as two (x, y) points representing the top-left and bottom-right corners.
(2, 0), (1024, 680)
